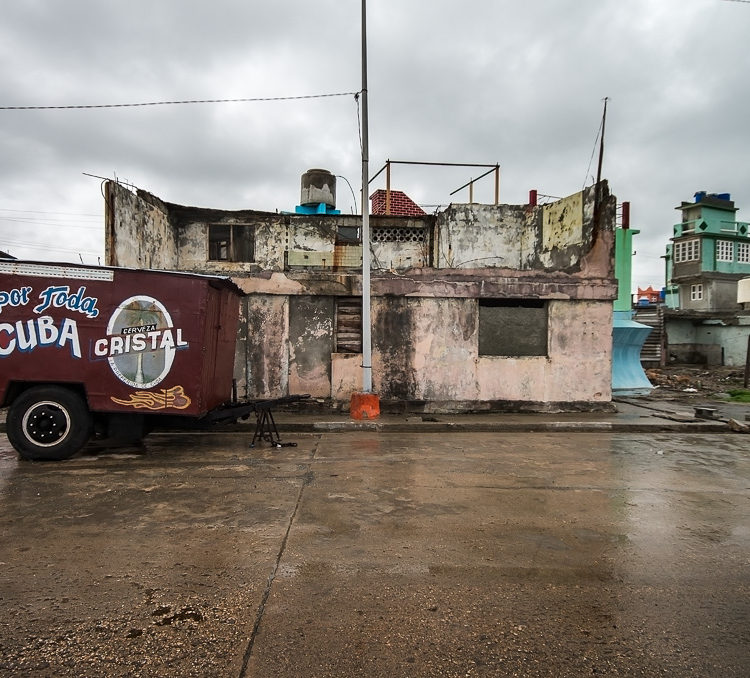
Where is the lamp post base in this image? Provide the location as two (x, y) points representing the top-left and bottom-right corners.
(350, 392), (380, 420)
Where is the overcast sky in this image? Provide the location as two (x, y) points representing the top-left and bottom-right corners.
(1, 0), (749, 293)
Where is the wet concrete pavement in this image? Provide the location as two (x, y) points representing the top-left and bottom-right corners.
(0, 428), (748, 677)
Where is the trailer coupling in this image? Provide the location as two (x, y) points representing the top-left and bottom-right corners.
(205, 394), (311, 448)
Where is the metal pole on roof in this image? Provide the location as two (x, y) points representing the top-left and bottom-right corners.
(360, 0), (373, 394)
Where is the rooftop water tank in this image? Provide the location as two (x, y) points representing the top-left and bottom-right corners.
(300, 169), (336, 209)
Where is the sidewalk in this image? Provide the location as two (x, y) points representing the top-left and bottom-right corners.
(267, 397), (746, 434)
(1, 396), (748, 437)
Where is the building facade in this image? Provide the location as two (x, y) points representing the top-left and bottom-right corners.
(665, 192), (750, 310)
(104, 178), (618, 411)
(663, 192), (750, 366)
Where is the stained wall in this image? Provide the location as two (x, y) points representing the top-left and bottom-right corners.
(105, 180), (618, 409)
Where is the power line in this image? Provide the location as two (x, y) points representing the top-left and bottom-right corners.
(0, 91), (360, 111)
(0, 207), (99, 217)
(0, 238), (101, 256)
(0, 217), (101, 228)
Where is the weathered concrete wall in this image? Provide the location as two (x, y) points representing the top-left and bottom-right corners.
(174, 211), (286, 273)
(545, 300), (612, 401)
(371, 297), (611, 403)
(238, 295), (288, 399)
(106, 181), (618, 409)
(435, 185), (608, 275)
(666, 316), (750, 367)
(372, 218), (432, 270)
(705, 278), (742, 312)
(372, 297), (478, 401)
(372, 297), (420, 400)
(105, 182), (177, 269)
(288, 296), (334, 397)
(437, 203), (537, 269)
(372, 239), (427, 270)
(331, 353), (362, 399)
(289, 219), (336, 255)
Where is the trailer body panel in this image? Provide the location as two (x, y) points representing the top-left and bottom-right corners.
(0, 261), (242, 418)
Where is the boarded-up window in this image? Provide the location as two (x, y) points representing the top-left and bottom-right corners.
(209, 224), (255, 262)
(336, 226), (360, 244)
(335, 297), (362, 353)
(479, 299), (547, 356)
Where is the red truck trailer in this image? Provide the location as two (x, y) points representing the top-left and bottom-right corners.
(1, 260), (248, 460)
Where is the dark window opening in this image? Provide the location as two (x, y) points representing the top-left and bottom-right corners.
(336, 226), (360, 244)
(479, 299), (548, 357)
(209, 224), (255, 262)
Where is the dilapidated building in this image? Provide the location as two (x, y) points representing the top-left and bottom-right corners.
(104, 175), (618, 411)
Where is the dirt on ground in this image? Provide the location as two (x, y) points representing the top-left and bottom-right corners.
(645, 364), (748, 400)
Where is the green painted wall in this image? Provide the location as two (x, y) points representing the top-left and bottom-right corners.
(614, 228), (638, 311)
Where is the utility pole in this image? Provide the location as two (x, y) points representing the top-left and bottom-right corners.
(361, 0), (372, 394)
(350, 0), (380, 418)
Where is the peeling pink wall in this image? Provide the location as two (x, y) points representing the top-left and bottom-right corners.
(331, 354), (362, 399)
(372, 298), (612, 404)
(107, 180), (619, 409)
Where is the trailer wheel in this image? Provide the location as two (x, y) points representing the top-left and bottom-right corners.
(7, 387), (93, 461)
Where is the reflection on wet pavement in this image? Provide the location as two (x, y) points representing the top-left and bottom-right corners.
(0, 431), (747, 677)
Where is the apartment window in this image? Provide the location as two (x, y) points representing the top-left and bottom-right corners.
(209, 224), (255, 262)
(479, 299), (547, 357)
(673, 238), (700, 263)
(690, 284), (703, 301)
(716, 240), (734, 262)
(738, 242), (750, 264)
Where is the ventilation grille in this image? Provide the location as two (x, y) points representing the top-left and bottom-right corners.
(372, 227), (426, 243)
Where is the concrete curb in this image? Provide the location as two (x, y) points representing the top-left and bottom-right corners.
(281, 420), (731, 434)
(1, 420), (731, 437)
(0, 399), (742, 437)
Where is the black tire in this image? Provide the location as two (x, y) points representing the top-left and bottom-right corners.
(7, 386), (93, 461)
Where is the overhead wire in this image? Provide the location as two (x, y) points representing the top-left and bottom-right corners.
(0, 237), (101, 256)
(583, 109), (605, 190)
(1, 89), (364, 258)
(0, 91), (360, 111)
(0, 207), (100, 217)
(0, 217), (101, 228)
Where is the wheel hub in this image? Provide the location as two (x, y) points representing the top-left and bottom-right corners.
(23, 402), (70, 446)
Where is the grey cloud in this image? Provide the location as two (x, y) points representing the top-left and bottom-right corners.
(1, 0), (748, 291)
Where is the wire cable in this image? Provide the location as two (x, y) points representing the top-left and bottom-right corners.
(0, 208), (99, 217)
(0, 91), (360, 111)
(354, 93), (363, 157)
(582, 103), (606, 190)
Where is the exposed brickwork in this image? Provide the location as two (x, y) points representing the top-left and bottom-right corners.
(370, 189), (426, 217)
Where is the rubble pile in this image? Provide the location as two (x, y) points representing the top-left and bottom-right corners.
(645, 366), (746, 397)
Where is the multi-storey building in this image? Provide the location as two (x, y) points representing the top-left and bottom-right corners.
(663, 192), (750, 365)
(665, 191), (750, 311)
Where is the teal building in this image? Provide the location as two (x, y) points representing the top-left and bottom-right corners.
(612, 206), (653, 395)
(663, 192), (750, 367)
(665, 192), (750, 311)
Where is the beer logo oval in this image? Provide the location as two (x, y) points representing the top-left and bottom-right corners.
(105, 295), (178, 389)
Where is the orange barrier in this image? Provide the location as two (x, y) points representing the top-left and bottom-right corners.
(350, 392), (381, 420)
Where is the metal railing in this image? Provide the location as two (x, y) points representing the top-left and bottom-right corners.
(369, 160), (500, 215)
